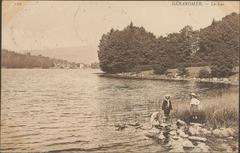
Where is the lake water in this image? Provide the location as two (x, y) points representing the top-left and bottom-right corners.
(1, 69), (238, 152)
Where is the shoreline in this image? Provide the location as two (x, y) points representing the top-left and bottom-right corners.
(99, 73), (239, 86)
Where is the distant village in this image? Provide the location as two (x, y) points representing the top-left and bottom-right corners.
(52, 59), (98, 69)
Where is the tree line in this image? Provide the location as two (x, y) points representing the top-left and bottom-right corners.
(98, 12), (239, 77)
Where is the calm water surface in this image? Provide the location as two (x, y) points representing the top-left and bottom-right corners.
(1, 69), (238, 152)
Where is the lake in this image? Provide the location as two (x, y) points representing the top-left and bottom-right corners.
(1, 69), (238, 152)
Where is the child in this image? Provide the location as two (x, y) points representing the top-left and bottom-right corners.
(162, 95), (172, 123)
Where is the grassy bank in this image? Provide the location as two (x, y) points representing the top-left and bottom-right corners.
(172, 92), (239, 129)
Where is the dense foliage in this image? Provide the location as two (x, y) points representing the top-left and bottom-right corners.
(98, 22), (157, 73)
(98, 13), (239, 77)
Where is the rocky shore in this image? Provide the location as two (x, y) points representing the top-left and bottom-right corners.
(115, 118), (238, 152)
(143, 119), (238, 152)
(99, 72), (239, 86)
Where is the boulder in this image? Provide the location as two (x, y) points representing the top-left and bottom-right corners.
(172, 135), (179, 140)
(182, 140), (194, 149)
(170, 130), (177, 136)
(144, 128), (159, 138)
(190, 122), (204, 127)
(221, 128), (235, 137)
(189, 126), (200, 136)
(171, 137), (184, 145)
(169, 146), (185, 152)
(212, 128), (235, 138)
(212, 129), (221, 137)
(176, 119), (187, 126)
(192, 142), (211, 152)
(128, 122), (140, 127)
(179, 132), (189, 138)
(227, 136), (234, 140)
(188, 136), (207, 142)
(158, 133), (165, 140)
(200, 128), (211, 135)
(160, 123), (171, 128)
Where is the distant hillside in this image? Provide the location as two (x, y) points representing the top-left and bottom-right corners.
(1, 49), (88, 69)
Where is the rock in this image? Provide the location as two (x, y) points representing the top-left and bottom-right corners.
(170, 130), (177, 136)
(189, 126), (200, 136)
(179, 131), (188, 138)
(221, 128), (235, 137)
(176, 119), (187, 126)
(163, 141), (173, 147)
(160, 123), (171, 127)
(149, 128), (160, 134)
(177, 129), (189, 138)
(191, 146), (202, 152)
(192, 142), (211, 152)
(221, 129), (231, 137)
(172, 135), (179, 140)
(212, 128), (235, 138)
(182, 140), (194, 149)
(200, 128), (211, 135)
(144, 128), (159, 138)
(169, 146), (185, 152)
(144, 131), (157, 138)
(114, 123), (127, 130)
(220, 143), (233, 152)
(212, 129), (221, 137)
(188, 136), (207, 142)
(128, 122), (140, 127)
(227, 136), (234, 140)
(158, 133), (165, 140)
(190, 122), (203, 127)
(171, 137), (184, 145)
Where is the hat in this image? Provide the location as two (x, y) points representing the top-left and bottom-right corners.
(165, 94), (170, 99)
(190, 93), (197, 97)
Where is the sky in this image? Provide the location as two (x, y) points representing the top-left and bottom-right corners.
(2, 1), (239, 63)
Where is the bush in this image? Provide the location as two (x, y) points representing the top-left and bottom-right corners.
(198, 68), (211, 78)
(211, 63), (233, 78)
(177, 65), (189, 77)
(153, 64), (168, 75)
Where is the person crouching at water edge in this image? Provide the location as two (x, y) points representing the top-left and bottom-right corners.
(190, 93), (201, 121)
(162, 95), (172, 123)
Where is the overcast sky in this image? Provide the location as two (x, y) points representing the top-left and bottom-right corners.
(2, 1), (239, 63)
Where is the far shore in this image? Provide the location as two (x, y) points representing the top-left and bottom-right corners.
(99, 71), (239, 86)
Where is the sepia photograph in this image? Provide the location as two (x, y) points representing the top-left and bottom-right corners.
(1, 1), (239, 152)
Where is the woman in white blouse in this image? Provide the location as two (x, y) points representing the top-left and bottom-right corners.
(190, 93), (201, 120)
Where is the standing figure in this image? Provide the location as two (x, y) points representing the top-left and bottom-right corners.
(161, 95), (172, 123)
(190, 93), (201, 121)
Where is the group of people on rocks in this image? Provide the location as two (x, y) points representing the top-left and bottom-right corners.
(161, 93), (201, 124)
